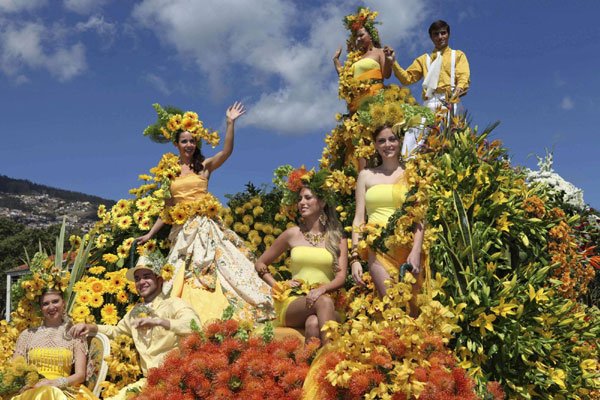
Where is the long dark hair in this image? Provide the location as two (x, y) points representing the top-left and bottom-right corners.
(175, 131), (205, 173)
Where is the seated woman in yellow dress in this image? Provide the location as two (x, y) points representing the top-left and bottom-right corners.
(137, 102), (274, 324)
(332, 9), (392, 113)
(350, 124), (426, 316)
(10, 289), (97, 400)
(255, 168), (347, 345)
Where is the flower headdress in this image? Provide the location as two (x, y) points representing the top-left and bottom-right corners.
(125, 248), (175, 283)
(10, 219), (93, 329)
(143, 103), (219, 148)
(343, 7), (381, 52)
(273, 165), (335, 218)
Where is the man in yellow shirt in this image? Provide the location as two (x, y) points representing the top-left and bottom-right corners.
(70, 256), (200, 399)
(385, 20), (470, 157)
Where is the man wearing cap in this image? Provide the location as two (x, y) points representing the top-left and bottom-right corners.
(70, 254), (200, 399)
(384, 20), (470, 157)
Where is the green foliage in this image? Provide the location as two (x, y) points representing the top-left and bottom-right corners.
(424, 120), (600, 398)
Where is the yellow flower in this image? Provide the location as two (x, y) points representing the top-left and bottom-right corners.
(160, 264), (175, 281)
(470, 313), (496, 337)
(96, 234), (110, 249)
(181, 117), (198, 133)
(495, 213), (513, 233)
(90, 281), (105, 294)
(116, 291), (129, 304)
(90, 293), (104, 308)
(25, 370), (39, 386)
(101, 303), (118, 325)
(103, 253), (119, 264)
(527, 284), (549, 303)
(117, 245), (129, 259)
(136, 197), (151, 211)
(97, 204), (107, 218)
(252, 206), (264, 217)
(242, 215), (254, 225)
(89, 266), (106, 275)
(549, 368), (566, 389)
(117, 215), (133, 230)
(490, 297), (518, 318)
(77, 291), (91, 305)
(72, 305), (91, 322)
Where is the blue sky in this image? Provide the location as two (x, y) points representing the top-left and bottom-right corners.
(1, 0), (599, 208)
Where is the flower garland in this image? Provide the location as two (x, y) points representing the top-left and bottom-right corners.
(271, 280), (348, 313)
(160, 192), (223, 225)
(99, 334), (142, 398)
(356, 158), (436, 260)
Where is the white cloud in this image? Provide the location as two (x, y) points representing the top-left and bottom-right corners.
(0, 0), (46, 13)
(143, 72), (171, 95)
(63, 0), (106, 15)
(560, 96), (574, 110)
(132, 0), (429, 135)
(75, 14), (117, 47)
(0, 20), (87, 81)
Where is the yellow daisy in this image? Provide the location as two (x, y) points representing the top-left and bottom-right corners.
(117, 216), (133, 230)
(90, 294), (104, 308)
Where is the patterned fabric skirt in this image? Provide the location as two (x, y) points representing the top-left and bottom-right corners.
(163, 215), (274, 324)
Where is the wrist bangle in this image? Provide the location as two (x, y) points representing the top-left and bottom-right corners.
(56, 377), (68, 388)
(257, 267), (268, 278)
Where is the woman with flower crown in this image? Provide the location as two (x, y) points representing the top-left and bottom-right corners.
(350, 124), (426, 317)
(333, 7), (391, 114)
(136, 102), (274, 324)
(255, 167), (348, 345)
(9, 287), (98, 400)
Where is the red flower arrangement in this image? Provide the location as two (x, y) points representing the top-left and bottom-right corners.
(132, 318), (319, 400)
(286, 167), (308, 193)
(314, 334), (504, 400)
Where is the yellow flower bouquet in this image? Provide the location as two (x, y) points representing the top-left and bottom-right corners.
(0, 356), (44, 397)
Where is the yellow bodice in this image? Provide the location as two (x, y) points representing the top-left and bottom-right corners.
(352, 57), (380, 78)
(290, 246), (334, 285)
(170, 174), (207, 203)
(365, 183), (407, 225)
(27, 347), (72, 380)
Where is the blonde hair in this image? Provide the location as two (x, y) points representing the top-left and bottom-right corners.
(323, 204), (343, 272)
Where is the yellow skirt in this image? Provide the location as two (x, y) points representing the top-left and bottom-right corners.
(10, 385), (98, 400)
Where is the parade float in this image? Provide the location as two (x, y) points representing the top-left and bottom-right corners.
(2, 7), (600, 400)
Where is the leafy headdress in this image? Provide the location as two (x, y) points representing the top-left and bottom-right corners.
(273, 166), (335, 219)
(143, 104), (219, 148)
(343, 7), (381, 52)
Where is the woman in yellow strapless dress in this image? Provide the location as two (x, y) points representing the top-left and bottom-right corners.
(137, 103), (274, 324)
(351, 124), (426, 316)
(255, 172), (347, 345)
(10, 290), (97, 400)
(333, 22), (391, 113)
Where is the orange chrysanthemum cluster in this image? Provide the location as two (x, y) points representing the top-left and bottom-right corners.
(548, 207), (595, 299)
(133, 319), (319, 400)
(522, 196), (546, 219)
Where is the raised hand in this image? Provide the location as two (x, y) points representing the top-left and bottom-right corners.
(383, 45), (396, 62)
(333, 45), (342, 61)
(226, 101), (246, 123)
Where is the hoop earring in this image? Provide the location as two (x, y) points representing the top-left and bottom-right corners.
(319, 212), (327, 226)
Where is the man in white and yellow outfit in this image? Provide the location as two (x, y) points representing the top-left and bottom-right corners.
(385, 20), (470, 157)
(70, 255), (200, 400)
